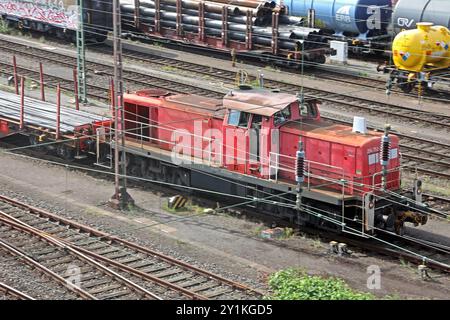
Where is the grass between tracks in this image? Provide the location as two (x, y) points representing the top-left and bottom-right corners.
(266, 268), (377, 300)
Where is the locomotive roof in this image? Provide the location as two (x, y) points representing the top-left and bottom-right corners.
(282, 121), (388, 147)
(224, 88), (298, 117)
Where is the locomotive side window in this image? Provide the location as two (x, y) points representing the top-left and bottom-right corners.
(228, 110), (250, 127)
(299, 102), (317, 118)
(274, 107), (291, 126)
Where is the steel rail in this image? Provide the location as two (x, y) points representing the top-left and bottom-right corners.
(0, 281), (35, 300)
(0, 194), (265, 299)
(0, 213), (162, 300)
(0, 237), (96, 300)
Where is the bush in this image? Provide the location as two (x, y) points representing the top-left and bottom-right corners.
(267, 268), (375, 300)
(0, 19), (11, 34)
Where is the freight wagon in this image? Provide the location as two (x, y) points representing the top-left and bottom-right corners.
(0, 0), (112, 41)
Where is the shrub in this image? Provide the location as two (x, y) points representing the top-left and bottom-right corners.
(267, 268), (375, 300)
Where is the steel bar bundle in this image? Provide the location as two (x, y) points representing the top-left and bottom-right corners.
(0, 90), (106, 134)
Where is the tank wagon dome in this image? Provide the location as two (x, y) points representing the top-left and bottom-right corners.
(393, 0), (450, 34)
(280, 0), (392, 39)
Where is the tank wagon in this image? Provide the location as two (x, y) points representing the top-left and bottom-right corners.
(0, 0), (112, 41)
(281, 0), (392, 39)
(392, 0), (450, 34)
(379, 22), (450, 92)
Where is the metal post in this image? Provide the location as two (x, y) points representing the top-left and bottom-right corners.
(77, 0), (87, 103)
(246, 10), (252, 50)
(155, 0), (161, 33)
(221, 6), (228, 46)
(134, 0), (140, 29)
(110, 77), (115, 117)
(73, 68), (79, 111)
(176, 0), (182, 37)
(110, 0), (134, 209)
(271, 12), (279, 55)
(20, 76), (24, 129)
(39, 62), (45, 101)
(198, 1), (205, 42)
(56, 83), (61, 140)
(296, 141), (304, 210)
(12, 56), (18, 95)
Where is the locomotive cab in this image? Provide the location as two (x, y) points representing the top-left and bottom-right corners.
(223, 87), (320, 178)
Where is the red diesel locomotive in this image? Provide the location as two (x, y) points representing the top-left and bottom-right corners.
(110, 86), (427, 236)
(0, 86), (428, 236)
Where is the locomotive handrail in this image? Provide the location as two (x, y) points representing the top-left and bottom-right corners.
(371, 166), (402, 191)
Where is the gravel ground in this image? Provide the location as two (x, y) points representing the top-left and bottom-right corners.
(0, 151), (449, 299)
(0, 248), (79, 300)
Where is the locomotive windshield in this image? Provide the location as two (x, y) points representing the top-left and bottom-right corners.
(274, 107), (292, 126)
(228, 110), (250, 127)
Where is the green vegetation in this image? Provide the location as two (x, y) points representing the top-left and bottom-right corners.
(267, 268), (375, 300)
(0, 19), (12, 34)
(161, 65), (179, 72)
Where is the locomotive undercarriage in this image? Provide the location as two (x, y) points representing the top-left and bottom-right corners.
(12, 135), (429, 238)
(121, 151), (428, 237)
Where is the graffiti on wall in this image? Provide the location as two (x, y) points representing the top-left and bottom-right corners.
(0, 0), (78, 29)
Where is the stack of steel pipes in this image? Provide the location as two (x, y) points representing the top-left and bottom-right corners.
(120, 0), (327, 51)
(0, 90), (106, 133)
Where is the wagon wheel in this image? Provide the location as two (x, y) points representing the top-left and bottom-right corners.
(397, 78), (415, 93)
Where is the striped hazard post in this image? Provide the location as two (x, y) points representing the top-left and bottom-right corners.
(168, 195), (187, 210)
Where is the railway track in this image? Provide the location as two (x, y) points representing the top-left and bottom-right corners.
(102, 44), (450, 130)
(1, 138), (448, 279)
(0, 282), (35, 300)
(105, 40), (450, 105)
(1, 37), (450, 131)
(422, 193), (450, 217)
(377, 231), (450, 274)
(1, 38), (450, 180)
(0, 194), (264, 300)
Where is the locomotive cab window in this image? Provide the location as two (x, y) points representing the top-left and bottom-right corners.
(274, 106), (291, 126)
(228, 110), (250, 127)
(299, 102), (317, 118)
(251, 114), (262, 129)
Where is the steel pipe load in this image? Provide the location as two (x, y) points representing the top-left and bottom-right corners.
(136, 0), (257, 24)
(137, 19), (307, 50)
(139, 0), (302, 25)
(122, 4), (321, 45)
(0, 91), (106, 133)
(139, 0), (261, 16)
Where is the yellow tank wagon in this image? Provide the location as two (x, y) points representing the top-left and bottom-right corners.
(393, 22), (450, 73)
(378, 22), (450, 94)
